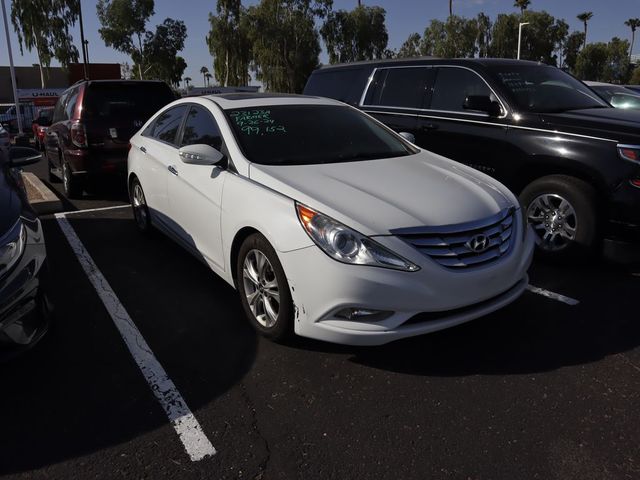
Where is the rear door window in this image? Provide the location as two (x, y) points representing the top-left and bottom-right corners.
(148, 105), (188, 146)
(179, 106), (222, 150)
(430, 67), (494, 113)
(82, 83), (175, 122)
(363, 67), (432, 109)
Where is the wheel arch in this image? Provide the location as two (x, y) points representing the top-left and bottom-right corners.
(229, 226), (262, 289)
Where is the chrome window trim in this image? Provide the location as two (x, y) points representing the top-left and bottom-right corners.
(360, 64), (509, 119)
(363, 109), (619, 144)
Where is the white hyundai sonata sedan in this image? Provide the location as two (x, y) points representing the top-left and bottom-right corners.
(128, 93), (534, 346)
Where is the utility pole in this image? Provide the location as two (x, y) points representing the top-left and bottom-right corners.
(78, 0), (89, 79)
(517, 22), (530, 60)
(1, 0), (23, 135)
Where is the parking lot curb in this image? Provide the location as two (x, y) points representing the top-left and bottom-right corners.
(21, 172), (63, 215)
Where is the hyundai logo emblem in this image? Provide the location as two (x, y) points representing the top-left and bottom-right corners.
(466, 234), (490, 253)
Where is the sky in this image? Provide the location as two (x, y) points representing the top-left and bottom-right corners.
(1, 0), (639, 87)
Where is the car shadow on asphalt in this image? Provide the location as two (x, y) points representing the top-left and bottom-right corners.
(285, 261), (640, 377)
(0, 215), (258, 475)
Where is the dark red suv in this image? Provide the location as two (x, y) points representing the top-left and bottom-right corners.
(44, 80), (175, 198)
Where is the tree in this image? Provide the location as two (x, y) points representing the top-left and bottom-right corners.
(397, 33), (422, 58)
(514, 0), (530, 16)
(562, 31), (585, 71)
(420, 16), (478, 58)
(630, 66), (640, 84)
(476, 12), (492, 58)
(574, 38), (630, 82)
(183, 76), (192, 90)
(206, 0), (252, 86)
(96, 0), (155, 80)
(136, 18), (188, 85)
(10, 0), (80, 88)
(200, 66), (209, 86)
(247, 0), (331, 93)
(490, 11), (567, 64)
(205, 72), (213, 86)
(625, 18), (640, 60)
(448, 0), (452, 17)
(577, 12), (593, 48)
(320, 4), (389, 63)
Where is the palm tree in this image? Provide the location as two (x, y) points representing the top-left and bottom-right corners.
(200, 66), (209, 87)
(448, 0), (452, 17)
(577, 12), (594, 49)
(625, 18), (640, 60)
(205, 72), (213, 87)
(514, 0), (530, 16)
(183, 77), (192, 90)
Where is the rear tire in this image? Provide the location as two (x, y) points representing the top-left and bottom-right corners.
(236, 233), (294, 342)
(520, 175), (599, 260)
(62, 158), (83, 199)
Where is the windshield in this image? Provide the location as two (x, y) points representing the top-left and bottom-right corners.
(487, 65), (608, 113)
(225, 105), (417, 166)
(590, 85), (640, 109)
(83, 83), (175, 121)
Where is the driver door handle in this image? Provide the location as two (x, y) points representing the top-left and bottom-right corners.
(168, 165), (178, 176)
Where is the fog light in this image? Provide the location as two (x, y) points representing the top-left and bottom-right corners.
(334, 308), (393, 322)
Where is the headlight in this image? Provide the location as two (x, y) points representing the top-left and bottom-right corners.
(296, 203), (420, 272)
(0, 221), (26, 278)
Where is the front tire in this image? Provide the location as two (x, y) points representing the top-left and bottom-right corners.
(520, 175), (598, 259)
(130, 177), (152, 233)
(236, 233), (294, 342)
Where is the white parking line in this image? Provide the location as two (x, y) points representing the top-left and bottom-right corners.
(62, 204), (130, 216)
(526, 284), (580, 306)
(55, 212), (216, 461)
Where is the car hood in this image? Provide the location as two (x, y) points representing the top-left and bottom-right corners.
(540, 108), (640, 142)
(249, 151), (516, 236)
(0, 169), (21, 235)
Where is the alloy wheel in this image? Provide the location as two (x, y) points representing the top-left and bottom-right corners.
(526, 193), (578, 252)
(132, 183), (149, 229)
(242, 249), (280, 328)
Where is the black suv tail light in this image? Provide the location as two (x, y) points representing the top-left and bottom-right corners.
(70, 122), (87, 148)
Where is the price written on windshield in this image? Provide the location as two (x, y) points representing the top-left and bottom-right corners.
(230, 109), (288, 136)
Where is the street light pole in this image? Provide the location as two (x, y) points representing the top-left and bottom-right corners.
(1, 0), (23, 135)
(78, 0), (89, 79)
(517, 22), (530, 60)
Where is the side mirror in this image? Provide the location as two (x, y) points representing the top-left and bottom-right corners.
(8, 146), (42, 167)
(463, 95), (502, 117)
(178, 144), (225, 166)
(398, 131), (416, 144)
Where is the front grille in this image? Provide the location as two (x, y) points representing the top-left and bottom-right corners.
(391, 208), (516, 269)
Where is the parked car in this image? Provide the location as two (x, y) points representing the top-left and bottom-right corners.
(584, 81), (640, 109)
(304, 58), (640, 260)
(0, 104), (36, 133)
(128, 94), (534, 346)
(0, 146), (51, 359)
(32, 107), (54, 150)
(624, 85), (640, 94)
(45, 80), (175, 198)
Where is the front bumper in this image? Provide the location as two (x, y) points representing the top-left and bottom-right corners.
(0, 218), (50, 356)
(278, 221), (535, 346)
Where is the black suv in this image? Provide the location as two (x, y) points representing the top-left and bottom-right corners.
(45, 80), (175, 198)
(304, 58), (640, 260)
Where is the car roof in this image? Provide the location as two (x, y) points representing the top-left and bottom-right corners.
(316, 57), (544, 71)
(584, 81), (612, 86)
(203, 93), (345, 109)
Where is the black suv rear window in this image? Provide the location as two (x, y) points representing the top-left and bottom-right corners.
(82, 83), (175, 120)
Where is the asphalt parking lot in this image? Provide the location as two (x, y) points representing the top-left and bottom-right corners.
(1, 161), (639, 479)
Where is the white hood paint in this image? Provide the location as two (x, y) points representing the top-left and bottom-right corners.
(249, 150), (515, 236)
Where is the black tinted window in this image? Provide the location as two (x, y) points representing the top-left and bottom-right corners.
(304, 68), (371, 105)
(52, 92), (68, 123)
(364, 67), (430, 109)
(65, 89), (80, 120)
(180, 107), (222, 149)
(226, 105), (416, 166)
(431, 68), (494, 112)
(151, 105), (187, 145)
(83, 83), (175, 121)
